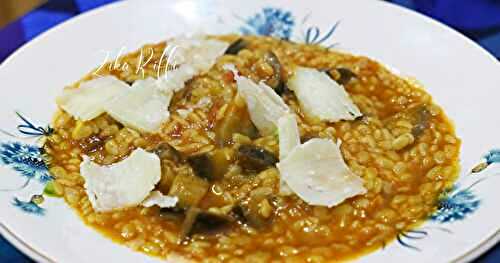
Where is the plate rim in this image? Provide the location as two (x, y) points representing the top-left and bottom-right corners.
(0, 222), (55, 263)
(0, 0), (499, 262)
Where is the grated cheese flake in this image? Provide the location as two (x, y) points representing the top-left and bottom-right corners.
(277, 138), (366, 207)
(80, 148), (161, 212)
(105, 77), (173, 133)
(142, 191), (178, 208)
(287, 67), (362, 122)
(158, 37), (229, 92)
(277, 114), (301, 195)
(225, 64), (290, 136)
(56, 76), (129, 121)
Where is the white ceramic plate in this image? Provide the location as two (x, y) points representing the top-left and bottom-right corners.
(1, 0), (499, 262)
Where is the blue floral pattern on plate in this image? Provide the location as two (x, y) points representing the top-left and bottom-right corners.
(240, 7), (294, 40)
(0, 142), (51, 185)
(12, 197), (45, 216)
(0, 113), (53, 215)
(431, 183), (482, 223)
(238, 7), (339, 47)
(303, 21), (340, 48)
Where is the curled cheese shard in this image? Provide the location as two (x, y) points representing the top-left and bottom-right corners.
(278, 114), (300, 160)
(80, 148), (161, 212)
(277, 114), (300, 195)
(160, 65), (198, 92)
(158, 37), (229, 92)
(277, 138), (366, 207)
(105, 78), (173, 133)
(56, 76), (129, 121)
(172, 38), (229, 72)
(142, 191), (178, 208)
(287, 67), (362, 122)
(227, 64), (290, 136)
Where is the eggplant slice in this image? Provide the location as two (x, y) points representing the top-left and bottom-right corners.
(263, 51), (286, 95)
(410, 105), (431, 138)
(335, 68), (357, 85)
(325, 67), (358, 85)
(179, 207), (235, 242)
(225, 38), (248, 55)
(214, 99), (259, 146)
(187, 154), (214, 181)
(151, 142), (182, 163)
(237, 145), (278, 172)
(159, 206), (186, 221)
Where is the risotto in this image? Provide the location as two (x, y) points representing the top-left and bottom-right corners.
(44, 34), (460, 262)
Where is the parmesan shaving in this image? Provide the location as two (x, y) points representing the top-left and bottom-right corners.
(277, 114), (300, 195)
(80, 148), (161, 212)
(142, 191), (178, 208)
(287, 67), (362, 122)
(56, 76), (129, 121)
(159, 37), (229, 92)
(105, 77), (173, 133)
(277, 138), (366, 207)
(226, 64), (290, 136)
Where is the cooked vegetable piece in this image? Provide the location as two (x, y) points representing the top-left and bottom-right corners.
(210, 148), (234, 180)
(151, 142), (182, 163)
(277, 114), (300, 195)
(187, 148), (234, 181)
(159, 206), (186, 221)
(105, 77), (173, 133)
(336, 68), (357, 85)
(300, 134), (316, 144)
(214, 99), (258, 146)
(79, 135), (105, 154)
(263, 51), (285, 93)
(231, 205), (246, 221)
(225, 38), (247, 55)
(168, 173), (210, 208)
(198, 186), (228, 209)
(151, 143), (181, 193)
(228, 64), (290, 135)
(157, 162), (176, 194)
(80, 148), (161, 212)
(56, 76), (129, 121)
(191, 211), (234, 235)
(233, 187), (274, 228)
(384, 104), (431, 139)
(179, 207), (200, 242)
(237, 145), (278, 172)
(288, 67), (362, 122)
(411, 105), (431, 137)
(187, 154), (214, 181)
(43, 181), (60, 197)
(326, 68), (357, 85)
(277, 138), (366, 207)
(179, 208), (234, 241)
(142, 191), (178, 208)
(237, 203), (270, 228)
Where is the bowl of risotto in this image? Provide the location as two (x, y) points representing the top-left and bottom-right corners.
(0, 1), (499, 262)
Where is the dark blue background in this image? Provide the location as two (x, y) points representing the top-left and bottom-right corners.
(0, 0), (499, 262)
